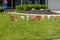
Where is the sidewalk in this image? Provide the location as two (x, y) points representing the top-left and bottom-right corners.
(8, 11), (60, 16)
(53, 11), (60, 14)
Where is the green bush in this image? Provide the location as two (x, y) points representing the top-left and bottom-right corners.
(16, 4), (48, 12)
(0, 6), (2, 10)
(0, 6), (3, 12)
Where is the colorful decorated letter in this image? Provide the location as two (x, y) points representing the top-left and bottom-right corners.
(10, 16), (14, 21)
(26, 15), (30, 21)
(20, 16), (25, 20)
(30, 15), (35, 21)
(47, 15), (51, 20)
(15, 16), (18, 22)
(51, 15), (55, 20)
(41, 15), (45, 20)
(35, 16), (40, 20)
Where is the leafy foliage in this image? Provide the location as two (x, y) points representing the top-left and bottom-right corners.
(0, 6), (3, 12)
(16, 4), (48, 12)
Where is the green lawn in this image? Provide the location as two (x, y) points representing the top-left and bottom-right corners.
(0, 12), (60, 40)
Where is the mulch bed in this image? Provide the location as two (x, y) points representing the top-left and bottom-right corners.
(18, 10), (60, 15)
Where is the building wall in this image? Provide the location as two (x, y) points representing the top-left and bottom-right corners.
(15, 0), (21, 6)
(1, 0), (60, 11)
(15, 0), (46, 5)
(48, 0), (60, 11)
(0, 0), (3, 6)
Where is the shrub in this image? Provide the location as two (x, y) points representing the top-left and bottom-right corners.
(16, 4), (48, 12)
(0, 6), (2, 10)
(0, 6), (3, 12)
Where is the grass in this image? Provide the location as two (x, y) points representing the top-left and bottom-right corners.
(0, 12), (60, 40)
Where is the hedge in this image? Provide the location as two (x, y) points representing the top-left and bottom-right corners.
(16, 4), (48, 12)
(0, 6), (2, 10)
(0, 6), (3, 12)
